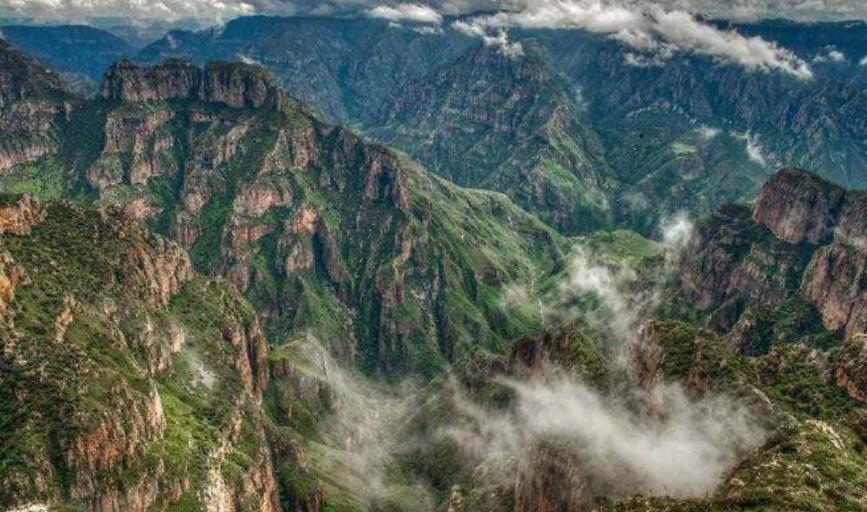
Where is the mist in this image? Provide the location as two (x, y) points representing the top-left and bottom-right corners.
(284, 335), (435, 510)
(442, 214), (768, 507)
(446, 374), (767, 501)
(284, 215), (767, 510)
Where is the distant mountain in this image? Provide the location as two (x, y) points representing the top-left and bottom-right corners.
(0, 40), (73, 175)
(2, 34), (867, 512)
(370, 44), (613, 233)
(136, 16), (473, 124)
(132, 15), (867, 234)
(0, 24), (137, 82)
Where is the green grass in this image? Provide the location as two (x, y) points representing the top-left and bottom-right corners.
(0, 156), (67, 199)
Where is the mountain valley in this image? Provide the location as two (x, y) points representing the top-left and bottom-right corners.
(0, 8), (866, 512)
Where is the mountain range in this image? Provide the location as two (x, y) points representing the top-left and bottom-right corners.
(0, 13), (866, 512)
(6, 16), (867, 234)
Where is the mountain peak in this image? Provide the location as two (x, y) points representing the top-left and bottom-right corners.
(753, 167), (847, 244)
(0, 39), (70, 106)
(100, 59), (289, 111)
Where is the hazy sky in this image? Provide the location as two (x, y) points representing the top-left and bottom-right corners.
(2, 0), (866, 24)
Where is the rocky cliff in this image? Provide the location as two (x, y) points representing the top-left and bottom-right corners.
(44, 59), (565, 375)
(680, 168), (867, 354)
(752, 168), (846, 245)
(371, 45), (613, 235)
(0, 195), (281, 512)
(0, 41), (73, 173)
(101, 60), (291, 112)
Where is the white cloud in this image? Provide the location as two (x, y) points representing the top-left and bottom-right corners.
(237, 54), (262, 65)
(624, 52), (665, 67)
(746, 139), (767, 166)
(0, 0), (255, 23)
(734, 131), (768, 166)
(697, 125), (721, 139)
(454, 19), (523, 56)
(660, 212), (695, 250)
(860, 55), (867, 66)
(4, 0), (867, 30)
(368, 3), (443, 24)
(813, 47), (846, 62)
(413, 24), (444, 34)
(446, 375), (767, 500)
(646, 0), (867, 23)
(454, 1), (813, 79)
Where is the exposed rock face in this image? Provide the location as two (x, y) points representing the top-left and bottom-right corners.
(0, 194), (42, 235)
(802, 243), (867, 339)
(680, 203), (811, 320)
(121, 237), (192, 307)
(101, 60), (289, 112)
(100, 59), (201, 103)
(87, 108), (177, 189)
(0, 41), (71, 172)
(67, 60), (565, 374)
(0, 201), (282, 512)
(513, 442), (586, 512)
(832, 334), (867, 402)
(0, 250), (25, 315)
(680, 168), (867, 347)
(752, 168), (845, 245)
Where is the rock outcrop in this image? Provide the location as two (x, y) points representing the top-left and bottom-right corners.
(0, 201), (281, 512)
(680, 168), (867, 349)
(62, 60), (565, 375)
(0, 194), (42, 235)
(0, 41), (72, 172)
(752, 168), (846, 245)
(801, 243), (867, 339)
(832, 334), (867, 402)
(100, 60), (290, 112)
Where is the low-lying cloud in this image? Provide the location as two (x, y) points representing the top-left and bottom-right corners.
(453, 1), (813, 78)
(734, 131), (770, 166)
(368, 2), (443, 24)
(447, 375), (767, 502)
(446, 212), (767, 505)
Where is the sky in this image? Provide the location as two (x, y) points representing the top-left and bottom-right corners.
(2, 0), (866, 25)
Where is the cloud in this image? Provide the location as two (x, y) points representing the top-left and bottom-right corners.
(624, 52), (666, 67)
(813, 47), (846, 63)
(448, 212), (763, 505)
(368, 3), (443, 23)
(4, 0), (867, 31)
(0, 0), (255, 23)
(413, 24), (444, 34)
(746, 138), (767, 165)
(649, 0), (867, 23)
(447, 374), (767, 503)
(454, 1), (813, 79)
(697, 125), (721, 139)
(735, 131), (769, 166)
(237, 54), (262, 65)
(660, 212), (695, 250)
(454, 20), (523, 55)
(557, 246), (653, 343)
(4, 0), (867, 25)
